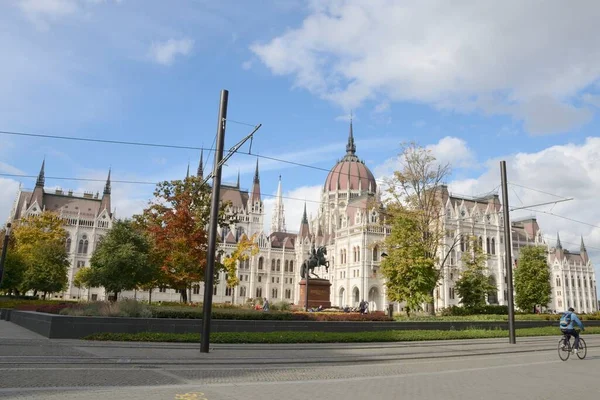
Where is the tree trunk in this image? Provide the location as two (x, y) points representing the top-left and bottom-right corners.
(113, 291), (119, 302)
(188, 286), (192, 304)
(180, 288), (188, 303)
(148, 288), (153, 304)
(405, 307), (411, 317)
(134, 289), (137, 300)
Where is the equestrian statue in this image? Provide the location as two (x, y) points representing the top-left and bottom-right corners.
(300, 245), (329, 279)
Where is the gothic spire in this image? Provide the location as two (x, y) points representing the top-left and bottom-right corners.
(346, 112), (356, 155)
(36, 159), (45, 187)
(270, 175), (286, 233)
(197, 149), (204, 178)
(556, 232), (562, 249)
(186, 163), (190, 179)
(302, 202), (308, 224)
(581, 236), (587, 253)
(253, 158), (260, 183)
(103, 168), (111, 195)
(236, 170), (240, 188)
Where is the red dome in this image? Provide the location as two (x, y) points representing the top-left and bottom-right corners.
(323, 122), (377, 193)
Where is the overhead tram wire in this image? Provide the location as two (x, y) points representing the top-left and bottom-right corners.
(507, 182), (570, 200)
(515, 207), (600, 231)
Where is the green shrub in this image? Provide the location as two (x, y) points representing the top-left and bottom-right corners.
(440, 305), (509, 316)
(270, 301), (292, 311)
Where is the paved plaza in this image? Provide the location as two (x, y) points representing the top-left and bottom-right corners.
(0, 321), (598, 399)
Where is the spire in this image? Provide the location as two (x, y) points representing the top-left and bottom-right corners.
(346, 112), (356, 155)
(302, 202), (308, 223)
(270, 175), (286, 233)
(197, 149), (204, 178)
(36, 159), (45, 187)
(298, 201), (310, 238)
(186, 163), (190, 179)
(103, 168), (111, 195)
(581, 236), (587, 252)
(556, 232), (562, 249)
(236, 170), (240, 188)
(253, 158), (260, 183)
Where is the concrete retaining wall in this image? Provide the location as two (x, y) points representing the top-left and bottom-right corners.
(8, 310), (600, 339)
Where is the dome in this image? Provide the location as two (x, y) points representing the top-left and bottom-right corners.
(324, 122), (377, 193)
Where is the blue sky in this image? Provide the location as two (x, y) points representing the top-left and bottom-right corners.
(2, 0), (600, 282)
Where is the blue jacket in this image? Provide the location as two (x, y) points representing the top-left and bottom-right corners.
(562, 312), (584, 330)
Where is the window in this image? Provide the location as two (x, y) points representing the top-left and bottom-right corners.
(258, 276), (262, 283)
(91, 294), (98, 301)
(285, 260), (289, 272)
(460, 236), (465, 252)
(556, 277), (561, 287)
(159, 287), (166, 293)
(65, 237), (72, 252)
(225, 287), (233, 296)
(285, 289), (291, 299)
(258, 257), (264, 270)
(76, 261), (85, 268)
(372, 246), (378, 261)
(357, 246), (360, 262)
(256, 287), (262, 298)
(239, 286), (247, 297)
(272, 288), (278, 298)
(272, 277), (275, 283)
(193, 285), (200, 294)
(449, 287), (455, 299)
(78, 235), (89, 254)
(276, 259), (281, 271)
(289, 261), (294, 272)
(491, 238), (496, 255)
(478, 237), (483, 250)
(213, 286), (217, 295)
(486, 238), (490, 254)
(271, 259), (275, 271)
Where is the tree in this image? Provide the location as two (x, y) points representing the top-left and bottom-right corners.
(135, 175), (233, 302)
(89, 219), (159, 300)
(0, 231), (26, 295)
(221, 233), (259, 303)
(514, 245), (551, 312)
(73, 267), (94, 301)
(13, 212), (69, 298)
(454, 236), (496, 308)
(382, 142), (457, 314)
(381, 208), (438, 316)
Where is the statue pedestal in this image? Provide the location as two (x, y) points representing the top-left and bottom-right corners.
(299, 278), (331, 309)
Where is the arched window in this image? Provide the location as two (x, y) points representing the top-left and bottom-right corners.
(78, 235), (89, 254)
(239, 286), (247, 297)
(256, 287), (262, 298)
(491, 238), (496, 255)
(478, 237), (483, 250)
(285, 260), (289, 272)
(65, 237), (72, 252)
(372, 245), (379, 261)
(289, 260), (294, 273)
(271, 259), (275, 271)
(460, 235), (465, 252)
(486, 238), (490, 254)
(276, 259), (281, 271)
(258, 257), (264, 270)
(357, 246), (360, 262)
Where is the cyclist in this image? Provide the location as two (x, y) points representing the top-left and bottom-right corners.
(560, 307), (585, 353)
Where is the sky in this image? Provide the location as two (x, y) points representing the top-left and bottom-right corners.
(2, 0), (600, 289)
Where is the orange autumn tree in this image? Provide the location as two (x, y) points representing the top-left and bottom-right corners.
(135, 175), (234, 303)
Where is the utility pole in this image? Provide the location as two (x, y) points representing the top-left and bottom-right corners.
(201, 90), (228, 353)
(305, 269), (309, 311)
(500, 161), (516, 344)
(0, 222), (12, 286)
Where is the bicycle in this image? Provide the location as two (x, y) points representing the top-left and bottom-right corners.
(557, 331), (587, 361)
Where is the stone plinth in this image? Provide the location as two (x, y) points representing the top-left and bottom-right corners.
(298, 278), (331, 308)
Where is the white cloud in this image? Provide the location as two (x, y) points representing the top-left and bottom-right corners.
(241, 60), (253, 70)
(149, 38), (194, 66)
(263, 184), (322, 234)
(17, 0), (78, 30)
(251, 1), (600, 134)
(373, 136), (476, 179)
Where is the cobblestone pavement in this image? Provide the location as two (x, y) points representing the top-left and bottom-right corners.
(1, 321), (598, 400)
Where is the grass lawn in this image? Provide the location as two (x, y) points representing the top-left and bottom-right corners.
(84, 326), (600, 344)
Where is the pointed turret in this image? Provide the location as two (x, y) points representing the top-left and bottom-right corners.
(186, 163), (190, 179)
(346, 116), (356, 156)
(271, 175), (286, 233)
(298, 202), (310, 238)
(251, 158), (261, 202)
(103, 168), (111, 195)
(197, 149), (204, 178)
(29, 159), (46, 209)
(100, 169), (112, 215)
(581, 236), (589, 263)
(236, 170), (240, 188)
(36, 159), (45, 187)
(556, 232), (562, 249)
(555, 232), (564, 260)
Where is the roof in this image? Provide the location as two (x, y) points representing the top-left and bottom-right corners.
(13, 189), (104, 220)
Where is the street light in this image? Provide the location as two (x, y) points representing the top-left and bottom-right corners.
(0, 222), (12, 286)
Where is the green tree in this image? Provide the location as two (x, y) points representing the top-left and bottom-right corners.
(0, 231), (26, 295)
(73, 267), (94, 301)
(13, 212), (69, 298)
(514, 245), (551, 312)
(381, 208), (438, 316)
(89, 219), (159, 300)
(454, 236), (496, 308)
(382, 142), (457, 314)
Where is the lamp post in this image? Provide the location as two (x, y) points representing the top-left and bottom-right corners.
(0, 223), (12, 286)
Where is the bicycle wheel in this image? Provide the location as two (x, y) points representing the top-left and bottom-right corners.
(558, 337), (570, 361)
(576, 338), (587, 360)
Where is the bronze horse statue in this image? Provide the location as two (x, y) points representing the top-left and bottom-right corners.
(300, 246), (329, 279)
